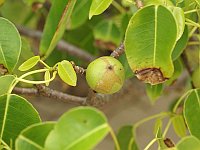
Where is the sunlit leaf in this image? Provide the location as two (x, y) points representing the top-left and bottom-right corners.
(0, 94), (41, 147)
(57, 60), (77, 86)
(172, 115), (187, 138)
(44, 70), (50, 86)
(169, 6), (185, 40)
(176, 136), (200, 150)
(89, 0), (113, 19)
(0, 75), (15, 96)
(45, 107), (110, 150)
(125, 5), (177, 85)
(0, 17), (21, 72)
(18, 56), (40, 71)
(16, 122), (55, 150)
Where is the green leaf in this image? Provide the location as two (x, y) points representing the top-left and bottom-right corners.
(169, 7), (185, 40)
(94, 20), (122, 47)
(0, 75), (15, 95)
(18, 56), (40, 71)
(89, 0), (113, 19)
(118, 54), (134, 79)
(172, 27), (188, 61)
(67, 0), (92, 30)
(39, 0), (77, 59)
(16, 122), (55, 150)
(184, 89), (200, 140)
(172, 115), (187, 138)
(125, 5), (177, 85)
(0, 94), (41, 147)
(166, 58), (183, 85)
(192, 67), (200, 88)
(143, 0), (174, 6)
(117, 125), (138, 150)
(146, 83), (164, 103)
(44, 70), (50, 86)
(176, 136), (200, 150)
(57, 60), (77, 86)
(45, 107), (109, 150)
(0, 17), (21, 72)
(153, 120), (168, 149)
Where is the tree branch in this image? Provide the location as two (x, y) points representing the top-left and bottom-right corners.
(13, 85), (86, 105)
(110, 43), (125, 58)
(17, 26), (95, 62)
(135, 0), (143, 9)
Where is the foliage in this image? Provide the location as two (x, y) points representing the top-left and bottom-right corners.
(0, 0), (200, 149)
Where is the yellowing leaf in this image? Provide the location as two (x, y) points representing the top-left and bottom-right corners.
(57, 60), (77, 86)
(89, 0), (113, 19)
(18, 56), (40, 71)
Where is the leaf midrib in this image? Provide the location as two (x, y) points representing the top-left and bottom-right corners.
(153, 6), (158, 66)
(0, 44), (8, 69)
(64, 123), (108, 149)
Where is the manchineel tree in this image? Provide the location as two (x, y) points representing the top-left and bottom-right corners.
(0, 0), (200, 149)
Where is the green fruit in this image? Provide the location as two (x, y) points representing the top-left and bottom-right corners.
(192, 67), (200, 88)
(86, 56), (125, 94)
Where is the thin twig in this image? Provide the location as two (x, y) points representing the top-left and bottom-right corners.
(110, 43), (125, 58)
(135, 0), (143, 9)
(13, 85), (86, 105)
(17, 26), (95, 62)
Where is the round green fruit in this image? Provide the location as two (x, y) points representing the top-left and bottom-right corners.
(86, 56), (125, 94)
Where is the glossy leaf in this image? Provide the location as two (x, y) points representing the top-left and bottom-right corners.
(67, 0), (92, 30)
(172, 115), (187, 138)
(0, 94), (41, 147)
(169, 7), (185, 40)
(16, 122), (55, 150)
(40, 0), (77, 59)
(192, 67), (200, 88)
(0, 75), (15, 95)
(89, 0), (113, 19)
(0, 17), (21, 72)
(184, 89), (200, 140)
(146, 83), (164, 103)
(57, 60), (77, 86)
(44, 70), (50, 86)
(18, 56), (40, 71)
(172, 27), (188, 61)
(45, 107), (110, 150)
(125, 5), (177, 85)
(176, 136), (200, 150)
(117, 125), (138, 150)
